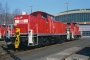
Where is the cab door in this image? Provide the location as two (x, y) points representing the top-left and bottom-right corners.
(40, 13), (50, 33)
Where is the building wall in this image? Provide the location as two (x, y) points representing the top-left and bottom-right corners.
(55, 13), (90, 22)
(79, 25), (90, 36)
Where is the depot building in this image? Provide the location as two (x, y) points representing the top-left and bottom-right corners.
(54, 9), (90, 36)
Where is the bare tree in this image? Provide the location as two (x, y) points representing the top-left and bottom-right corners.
(0, 2), (22, 25)
(13, 8), (21, 16)
(3, 2), (14, 24)
(3, 2), (10, 24)
(0, 2), (4, 24)
(11, 8), (21, 24)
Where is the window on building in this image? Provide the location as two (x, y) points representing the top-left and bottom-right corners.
(82, 31), (90, 36)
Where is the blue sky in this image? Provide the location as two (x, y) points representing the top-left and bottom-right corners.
(0, 0), (90, 14)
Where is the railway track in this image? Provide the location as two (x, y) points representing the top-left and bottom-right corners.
(0, 38), (89, 60)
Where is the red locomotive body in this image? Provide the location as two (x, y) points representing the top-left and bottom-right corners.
(5, 11), (81, 49)
(73, 23), (81, 39)
(67, 22), (81, 40)
(0, 25), (7, 40)
(14, 11), (66, 34)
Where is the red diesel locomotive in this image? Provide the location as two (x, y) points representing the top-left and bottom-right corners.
(5, 11), (81, 49)
(0, 25), (9, 41)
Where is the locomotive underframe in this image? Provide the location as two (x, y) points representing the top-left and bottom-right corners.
(5, 29), (81, 49)
(6, 33), (68, 48)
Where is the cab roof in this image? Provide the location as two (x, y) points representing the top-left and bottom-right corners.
(30, 11), (54, 16)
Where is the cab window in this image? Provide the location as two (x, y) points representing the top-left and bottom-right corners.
(32, 14), (38, 17)
(50, 16), (55, 20)
(41, 13), (47, 18)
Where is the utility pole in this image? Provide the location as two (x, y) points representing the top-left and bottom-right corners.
(65, 2), (69, 22)
(29, 6), (33, 13)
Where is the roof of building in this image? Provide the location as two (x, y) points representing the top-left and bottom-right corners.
(54, 8), (90, 16)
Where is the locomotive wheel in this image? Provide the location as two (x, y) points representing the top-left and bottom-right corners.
(60, 36), (64, 42)
(50, 38), (54, 44)
(46, 40), (50, 46)
(14, 36), (20, 49)
(43, 38), (50, 46)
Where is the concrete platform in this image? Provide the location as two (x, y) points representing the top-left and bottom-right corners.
(35, 47), (82, 60)
(35, 45), (90, 60)
(65, 54), (89, 60)
(65, 46), (90, 60)
(46, 47), (82, 60)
